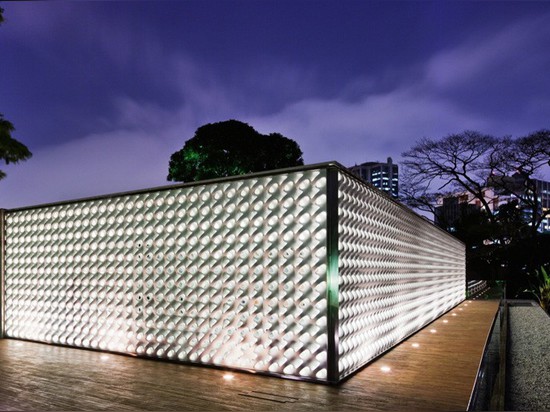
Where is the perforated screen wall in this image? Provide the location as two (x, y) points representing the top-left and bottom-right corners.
(2, 169), (330, 380)
(0, 163), (465, 383)
(337, 171), (465, 379)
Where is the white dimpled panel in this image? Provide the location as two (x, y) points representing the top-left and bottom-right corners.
(337, 172), (465, 379)
(4, 170), (329, 380)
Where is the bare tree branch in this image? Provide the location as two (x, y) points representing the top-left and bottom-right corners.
(402, 129), (550, 241)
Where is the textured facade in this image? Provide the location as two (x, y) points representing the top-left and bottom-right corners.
(337, 172), (465, 379)
(0, 163), (465, 383)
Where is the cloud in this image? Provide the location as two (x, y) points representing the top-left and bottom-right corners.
(251, 11), (550, 167)
(2, 2), (78, 39)
(249, 87), (489, 167)
(110, 97), (179, 132)
(0, 128), (174, 209)
(0, 89), (255, 209)
(3, 6), (550, 210)
(425, 12), (550, 90)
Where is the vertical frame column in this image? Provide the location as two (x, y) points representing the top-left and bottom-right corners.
(0, 208), (5, 338)
(325, 167), (340, 383)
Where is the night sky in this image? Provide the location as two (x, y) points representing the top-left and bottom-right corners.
(1, 1), (549, 208)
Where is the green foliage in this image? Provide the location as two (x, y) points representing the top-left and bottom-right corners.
(167, 120), (304, 182)
(0, 114), (33, 180)
(522, 266), (550, 314)
(0, 8), (33, 180)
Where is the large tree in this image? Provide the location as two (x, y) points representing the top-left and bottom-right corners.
(167, 120), (304, 182)
(486, 130), (550, 236)
(0, 9), (33, 180)
(0, 115), (32, 180)
(401, 130), (550, 288)
(401, 131), (499, 220)
(401, 130), (550, 237)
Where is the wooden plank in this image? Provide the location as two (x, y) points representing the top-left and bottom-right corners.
(344, 299), (500, 411)
(0, 300), (498, 411)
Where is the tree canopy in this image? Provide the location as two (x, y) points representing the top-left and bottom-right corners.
(401, 130), (550, 290)
(0, 115), (33, 180)
(167, 120), (304, 182)
(401, 130), (550, 237)
(0, 7), (33, 180)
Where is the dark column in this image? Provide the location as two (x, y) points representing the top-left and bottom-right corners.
(326, 166), (340, 383)
(0, 208), (5, 338)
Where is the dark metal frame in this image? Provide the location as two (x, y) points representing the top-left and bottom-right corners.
(0, 208), (5, 338)
(325, 166), (340, 383)
(4, 160), (464, 244)
(7, 162), (341, 212)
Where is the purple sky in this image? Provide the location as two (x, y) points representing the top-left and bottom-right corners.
(1, 1), (549, 209)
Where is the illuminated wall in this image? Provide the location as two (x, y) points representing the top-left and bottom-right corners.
(0, 163), (465, 383)
(337, 172), (464, 379)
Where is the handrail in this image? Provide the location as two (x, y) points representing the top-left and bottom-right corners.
(468, 294), (508, 411)
(489, 299), (508, 410)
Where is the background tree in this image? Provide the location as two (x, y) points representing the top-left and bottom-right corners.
(401, 131), (500, 223)
(0, 115), (32, 180)
(167, 120), (304, 182)
(0, 8), (33, 180)
(402, 130), (549, 240)
(487, 130), (550, 236)
(401, 130), (550, 296)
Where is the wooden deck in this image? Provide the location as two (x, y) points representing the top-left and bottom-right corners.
(0, 300), (499, 411)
